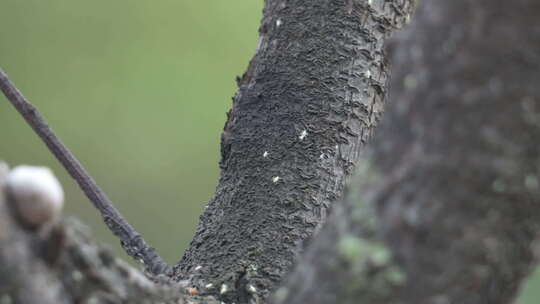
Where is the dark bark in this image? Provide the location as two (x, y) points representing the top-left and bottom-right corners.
(276, 0), (540, 303)
(5, 0), (539, 304)
(0, 0), (414, 302)
(174, 0), (414, 302)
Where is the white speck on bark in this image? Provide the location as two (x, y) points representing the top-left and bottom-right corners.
(365, 70), (371, 79)
(299, 130), (308, 140)
(220, 284), (228, 295)
(247, 284), (257, 294)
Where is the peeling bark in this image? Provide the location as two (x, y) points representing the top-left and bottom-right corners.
(174, 0), (414, 302)
(275, 0), (540, 303)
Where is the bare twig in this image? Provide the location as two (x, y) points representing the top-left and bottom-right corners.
(0, 67), (172, 276)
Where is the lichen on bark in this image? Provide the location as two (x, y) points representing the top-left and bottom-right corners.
(274, 0), (540, 303)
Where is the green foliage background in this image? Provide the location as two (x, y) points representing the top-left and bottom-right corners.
(0, 1), (538, 302)
(0, 0), (262, 265)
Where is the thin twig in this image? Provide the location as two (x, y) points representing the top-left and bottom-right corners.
(0, 67), (172, 277)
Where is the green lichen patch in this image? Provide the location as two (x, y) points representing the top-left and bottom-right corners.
(337, 235), (392, 268)
(338, 235), (366, 263)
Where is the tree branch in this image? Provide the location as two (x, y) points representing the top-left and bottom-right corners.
(275, 0), (540, 303)
(6, 0), (537, 303)
(0, 165), (215, 303)
(173, 0), (415, 302)
(0, 68), (172, 276)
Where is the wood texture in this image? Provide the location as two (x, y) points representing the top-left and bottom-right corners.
(175, 0), (414, 302)
(276, 0), (540, 303)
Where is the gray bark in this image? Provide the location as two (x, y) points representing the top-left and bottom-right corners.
(3, 0), (539, 304)
(0, 166), (219, 304)
(1, 0), (414, 302)
(173, 0), (414, 302)
(275, 0), (540, 303)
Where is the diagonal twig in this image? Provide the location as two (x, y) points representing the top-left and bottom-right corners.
(0, 67), (172, 277)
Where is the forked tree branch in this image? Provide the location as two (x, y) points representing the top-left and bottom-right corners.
(0, 68), (172, 277)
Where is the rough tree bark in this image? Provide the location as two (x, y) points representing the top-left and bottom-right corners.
(5, 0), (539, 304)
(275, 0), (540, 303)
(0, 164), (219, 304)
(174, 0), (414, 302)
(0, 0), (414, 302)
(0, 164), (223, 304)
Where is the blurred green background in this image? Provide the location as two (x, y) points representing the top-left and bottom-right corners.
(0, 0), (261, 264)
(1, 1), (539, 303)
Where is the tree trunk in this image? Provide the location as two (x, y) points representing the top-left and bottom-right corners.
(275, 0), (540, 303)
(174, 0), (414, 302)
